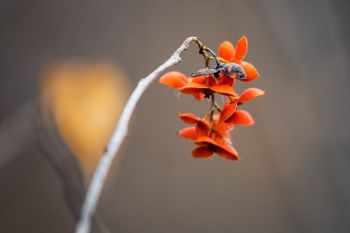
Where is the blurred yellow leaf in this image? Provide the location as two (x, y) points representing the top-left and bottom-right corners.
(41, 61), (128, 180)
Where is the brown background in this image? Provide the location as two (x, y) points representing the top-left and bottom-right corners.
(1, 0), (350, 232)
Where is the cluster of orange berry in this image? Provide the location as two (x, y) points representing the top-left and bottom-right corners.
(160, 36), (264, 160)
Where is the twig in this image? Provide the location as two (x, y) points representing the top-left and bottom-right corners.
(0, 98), (109, 233)
(38, 115), (110, 233)
(76, 36), (200, 233)
(0, 100), (38, 171)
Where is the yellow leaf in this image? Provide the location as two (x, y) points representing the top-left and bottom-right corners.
(41, 61), (128, 180)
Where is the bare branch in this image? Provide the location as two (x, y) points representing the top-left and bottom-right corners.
(0, 99), (110, 233)
(76, 36), (199, 233)
(38, 117), (110, 233)
(0, 100), (38, 171)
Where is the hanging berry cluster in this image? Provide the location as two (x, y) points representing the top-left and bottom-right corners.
(159, 36), (264, 160)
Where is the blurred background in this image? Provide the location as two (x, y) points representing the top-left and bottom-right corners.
(0, 0), (350, 232)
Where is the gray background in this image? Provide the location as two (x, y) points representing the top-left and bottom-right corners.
(1, 0), (350, 232)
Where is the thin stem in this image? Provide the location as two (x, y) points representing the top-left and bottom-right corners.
(193, 37), (220, 67)
(75, 36), (201, 233)
(214, 103), (222, 112)
(209, 94), (215, 130)
(210, 93), (215, 111)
